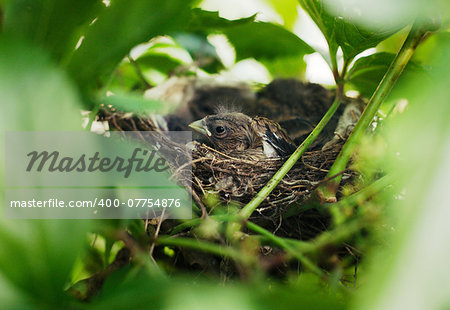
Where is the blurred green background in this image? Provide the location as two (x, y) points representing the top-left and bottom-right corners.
(0, 0), (449, 309)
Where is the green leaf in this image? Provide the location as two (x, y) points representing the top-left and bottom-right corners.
(335, 20), (402, 61)
(224, 22), (314, 61)
(3, 0), (104, 63)
(188, 8), (255, 33)
(0, 36), (82, 131)
(67, 0), (193, 104)
(109, 61), (148, 92)
(137, 53), (184, 75)
(346, 52), (428, 98)
(173, 33), (224, 73)
(183, 8), (258, 72)
(297, 0), (339, 55)
(89, 271), (167, 309)
(0, 220), (91, 307)
(0, 274), (25, 309)
(0, 37), (92, 307)
(298, 0), (404, 61)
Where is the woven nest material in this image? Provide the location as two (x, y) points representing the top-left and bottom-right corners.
(97, 109), (357, 239)
(191, 143), (343, 208)
(99, 110), (350, 221)
(189, 142), (352, 238)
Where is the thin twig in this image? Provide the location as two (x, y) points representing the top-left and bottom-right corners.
(149, 209), (166, 260)
(127, 55), (151, 88)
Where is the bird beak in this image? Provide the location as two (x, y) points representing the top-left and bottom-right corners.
(189, 119), (212, 137)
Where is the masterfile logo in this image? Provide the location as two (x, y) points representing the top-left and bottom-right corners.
(4, 131), (192, 220)
(26, 148), (169, 178)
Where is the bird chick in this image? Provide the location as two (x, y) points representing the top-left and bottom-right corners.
(189, 112), (297, 159)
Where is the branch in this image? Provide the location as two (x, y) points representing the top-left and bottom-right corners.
(317, 20), (434, 201)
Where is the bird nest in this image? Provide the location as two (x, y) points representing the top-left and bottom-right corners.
(191, 143), (342, 209)
(99, 110), (346, 217)
(191, 142), (350, 239)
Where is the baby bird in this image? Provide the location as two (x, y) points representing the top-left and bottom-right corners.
(189, 112), (297, 159)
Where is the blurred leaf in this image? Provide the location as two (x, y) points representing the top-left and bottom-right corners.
(254, 274), (346, 310)
(109, 61), (147, 92)
(102, 93), (168, 114)
(137, 39), (192, 68)
(376, 28), (409, 54)
(0, 36), (82, 131)
(3, 0), (103, 62)
(353, 31), (450, 310)
(84, 246), (106, 275)
(322, 0), (444, 31)
(181, 8), (258, 72)
(261, 55), (308, 78)
(173, 33), (224, 73)
(127, 219), (150, 246)
(265, 0), (299, 30)
(0, 220), (90, 307)
(110, 40), (190, 92)
(412, 31), (450, 66)
(92, 272), (346, 310)
(0, 274), (27, 310)
(67, 0), (194, 105)
(137, 53), (183, 75)
(0, 37), (87, 306)
(298, 0), (404, 61)
(224, 22), (314, 61)
(188, 8), (255, 32)
(89, 268), (167, 309)
(0, 30), (92, 301)
(346, 52), (428, 98)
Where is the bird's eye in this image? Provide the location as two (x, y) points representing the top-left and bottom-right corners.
(215, 126), (226, 135)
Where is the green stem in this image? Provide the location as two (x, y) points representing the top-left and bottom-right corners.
(334, 174), (395, 208)
(86, 104), (100, 131)
(0, 7), (3, 32)
(156, 236), (253, 265)
(170, 214), (314, 254)
(328, 175), (395, 225)
(239, 97), (342, 219)
(247, 221), (324, 277)
(246, 222), (312, 252)
(169, 214), (238, 235)
(341, 58), (350, 78)
(328, 45), (339, 83)
(318, 21), (431, 201)
(312, 219), (364, 249)
(168, 213), (367, 276)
